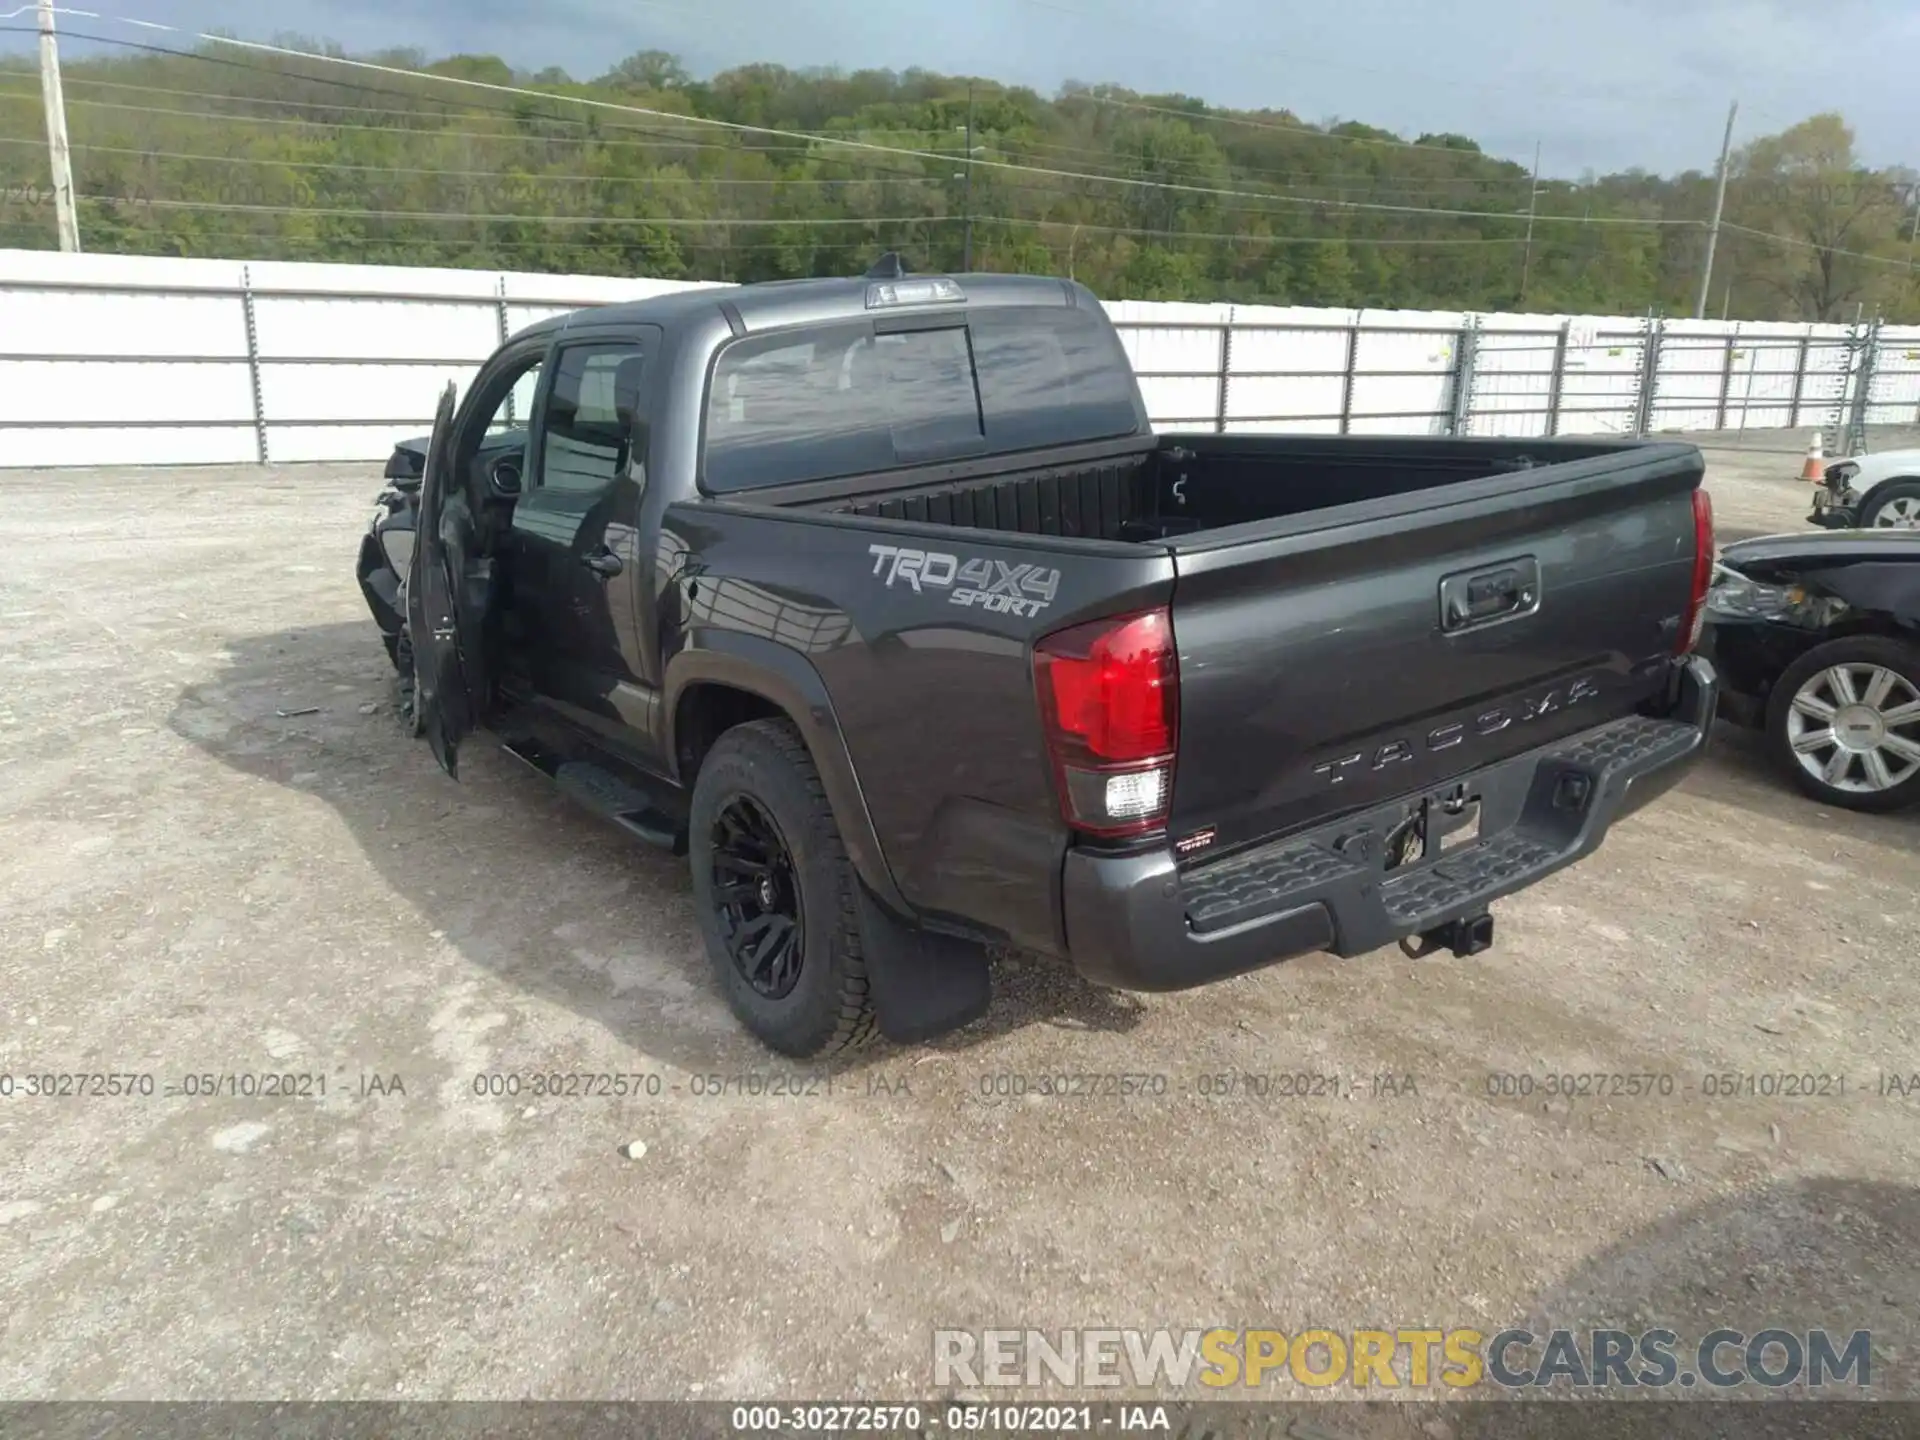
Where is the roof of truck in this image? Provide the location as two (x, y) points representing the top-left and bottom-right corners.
(510, 270), (1080, 345)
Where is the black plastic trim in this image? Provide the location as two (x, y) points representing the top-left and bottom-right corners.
(1060, 657), (1716, 991)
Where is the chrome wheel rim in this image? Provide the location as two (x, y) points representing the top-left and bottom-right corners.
(1786, 663), (1920, 793)
(1871, 496), (1920, 528)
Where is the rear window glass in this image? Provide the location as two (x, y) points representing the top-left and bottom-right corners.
(970, 307), (1143, 453)
(702, 305), (1139, 493)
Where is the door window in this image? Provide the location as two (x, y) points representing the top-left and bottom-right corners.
(487, 363), (544, 435)
(452, 351), (542, 484)
(537, 341), (649, 494)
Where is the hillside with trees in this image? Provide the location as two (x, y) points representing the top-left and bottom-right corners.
(2, 36), (1916, 320)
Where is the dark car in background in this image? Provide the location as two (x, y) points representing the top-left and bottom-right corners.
(1705, 530), (1920, 811)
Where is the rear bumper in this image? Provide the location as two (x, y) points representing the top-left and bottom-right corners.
(1061, 655), (1718, 991)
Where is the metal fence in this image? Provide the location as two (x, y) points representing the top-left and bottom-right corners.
(4, 248), (1920, 468)
(1109, 310), (1920, 448)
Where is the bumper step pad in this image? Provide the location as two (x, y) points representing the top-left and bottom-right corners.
(1183, 839), (1365, 935)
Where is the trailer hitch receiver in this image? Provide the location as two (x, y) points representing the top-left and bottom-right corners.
(1400, 912), (1495, 960)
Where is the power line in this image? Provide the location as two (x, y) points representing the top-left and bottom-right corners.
(0, 80), (1607, 231)
(4, 70), (1551, 200)
(0, 134), (946, 187)
(1003, 218), (1525, 247)
(993, 132), (1535, 193)
(1720, 220), (1914, 270)
(69, 194), (963, 226)
(1062, 89), (1524, 158)
(0, 26), (833, 155)
(0, 81), (844, 156)
(6, 14), (1705, 232)
(16, 9), (1898, 276)
(22, 189), (1540, 251)
(30, 225), (936, 256)
(0, 108), (1530, 235)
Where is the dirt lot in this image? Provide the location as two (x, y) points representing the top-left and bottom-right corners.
(1, 441), (1917, 1412)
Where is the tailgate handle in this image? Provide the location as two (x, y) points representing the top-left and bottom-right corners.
(1440, 557), (1540, 633)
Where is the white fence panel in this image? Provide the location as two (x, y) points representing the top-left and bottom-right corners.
(252, 295), (499, 362)
(1555, 322), (1648, 436)
(4, 248), (1911, 468)
(1470, 323), (1565, 438)
(1349, 322), (1458, 435)
(257, 363), (474, 426)
(1110, 308), (1229, 430)
(1225, 321), (1349, 432)
(1870, 326), (1920, 425)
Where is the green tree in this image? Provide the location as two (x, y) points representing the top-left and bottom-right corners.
(1298, 241), (1359, 305)
(1728, 114), (1905, 320)
(597, 50), (691, 93)
(2, 42), (1915, 320)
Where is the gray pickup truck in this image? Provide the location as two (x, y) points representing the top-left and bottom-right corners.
(358, 258), (1720, 1056)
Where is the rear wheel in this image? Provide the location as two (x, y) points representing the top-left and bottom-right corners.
(1765, 636), (1920, 812)
(1861, 479), (1920, 529)
(689, 719), (877, 1057)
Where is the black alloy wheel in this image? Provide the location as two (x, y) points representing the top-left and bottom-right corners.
(688, 718), (876, 1056)
(709, 794), (806, 999)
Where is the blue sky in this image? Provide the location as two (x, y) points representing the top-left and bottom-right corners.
(12, 0), (1919, 177)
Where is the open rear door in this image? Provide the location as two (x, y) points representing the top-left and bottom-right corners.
(407, 382), (492, 778)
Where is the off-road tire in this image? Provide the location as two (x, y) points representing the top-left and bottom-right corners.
(689, 719), (877, 1057)
(1764, 634), (1920, 813)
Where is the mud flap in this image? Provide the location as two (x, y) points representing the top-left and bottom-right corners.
(855, 888), (991, 1044)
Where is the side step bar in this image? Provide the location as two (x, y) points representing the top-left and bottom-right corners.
(500, 736), (684, 854)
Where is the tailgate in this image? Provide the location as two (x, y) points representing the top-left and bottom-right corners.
(1165, 451), (1703, 852)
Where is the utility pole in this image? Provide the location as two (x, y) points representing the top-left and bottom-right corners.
(962, 83), (975, 272)
(37, 0), (81, 252)
(1518, 141), (1542, 307)
(1693, 100), (1739, 319)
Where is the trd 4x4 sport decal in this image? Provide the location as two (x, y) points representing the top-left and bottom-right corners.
(867, 544), (1061, 618)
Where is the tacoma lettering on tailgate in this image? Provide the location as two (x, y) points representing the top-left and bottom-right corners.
(1313, 677), (1603, 785)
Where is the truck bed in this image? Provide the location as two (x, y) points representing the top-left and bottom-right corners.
(797, 429), (1708, 867)
(815, 434), (1625, 546)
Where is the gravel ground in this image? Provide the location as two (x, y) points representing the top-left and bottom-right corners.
(0, 442), (1916, 1415)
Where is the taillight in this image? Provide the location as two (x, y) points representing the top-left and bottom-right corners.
(1676, 488), (1715, 654)
(1033, 608), (1178, 838)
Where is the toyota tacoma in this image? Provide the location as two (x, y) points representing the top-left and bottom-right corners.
(356, 257), (1720, 1056)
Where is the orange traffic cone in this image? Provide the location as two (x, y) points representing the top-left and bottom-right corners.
(1799, 431), (1826, 483)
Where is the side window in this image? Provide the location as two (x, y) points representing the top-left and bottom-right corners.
(488, 364), (543, 435)
(536, 341), (649, 494)
(452, 353), (541, 482)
